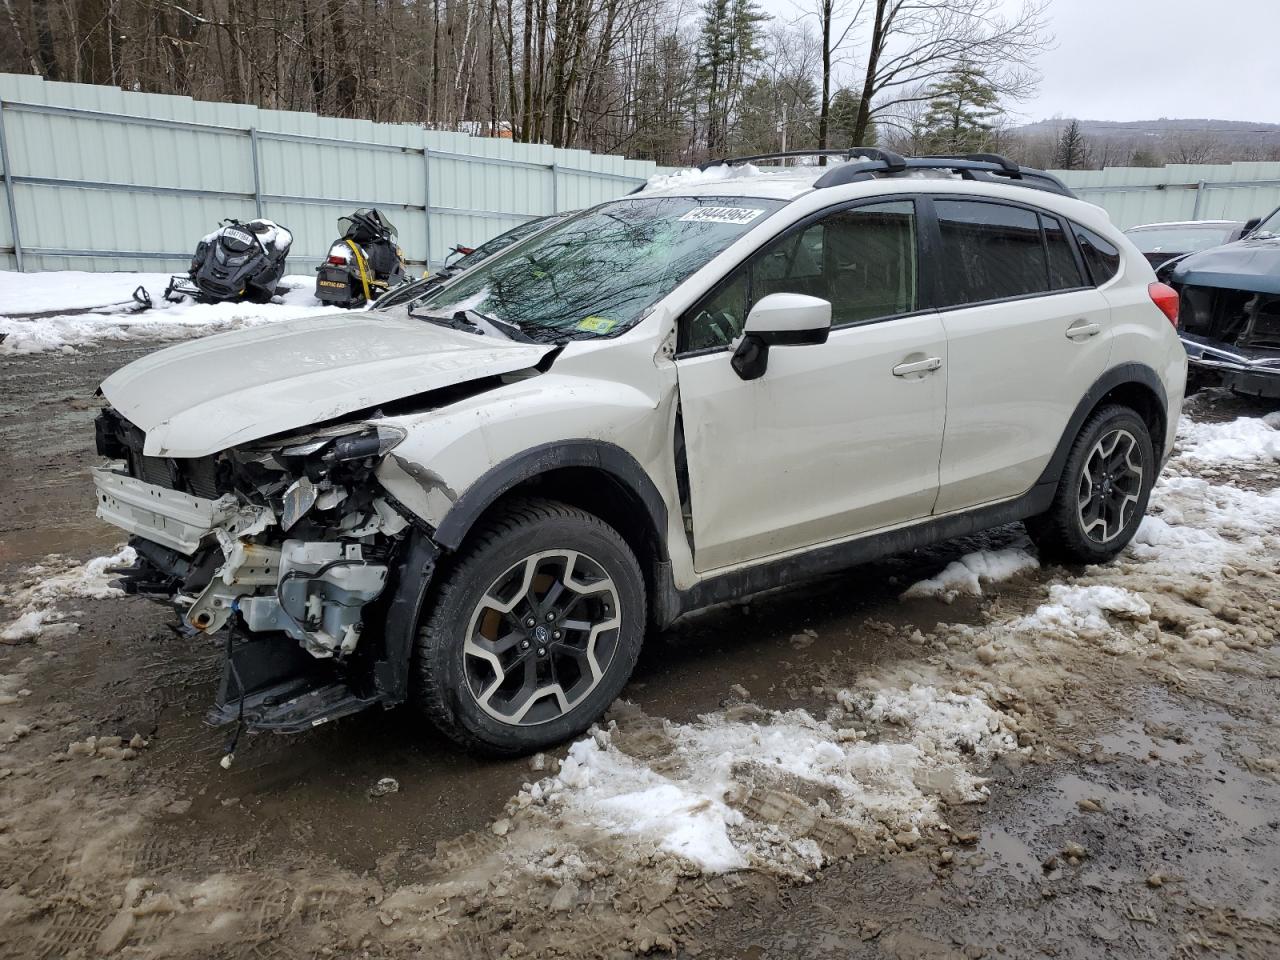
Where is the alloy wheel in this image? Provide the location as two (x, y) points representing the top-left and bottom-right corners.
(463, 550), (621, 725)
(1076, 428), (1144, 544)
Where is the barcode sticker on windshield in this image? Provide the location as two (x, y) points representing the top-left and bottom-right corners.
(679, 207), (766, 225)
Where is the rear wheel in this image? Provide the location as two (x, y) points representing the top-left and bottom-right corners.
(414, 499), (645, 756)
(1026, 405), (1155, 564)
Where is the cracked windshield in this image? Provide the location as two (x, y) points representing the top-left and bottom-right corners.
(408, 196), (784, 339)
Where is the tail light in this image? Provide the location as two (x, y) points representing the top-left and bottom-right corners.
(1148, 282), (1179, 328)
(455, 245), (475, 256)
(326, 254), (348, 265)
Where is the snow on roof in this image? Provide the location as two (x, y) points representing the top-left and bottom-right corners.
(638, 162), (827, 201)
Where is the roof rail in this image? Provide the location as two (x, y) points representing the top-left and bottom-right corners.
(699, 147), (907, 172)
(810, 155), (1075, 198)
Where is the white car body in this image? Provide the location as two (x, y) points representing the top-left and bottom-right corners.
(93, 157), (1187, 749)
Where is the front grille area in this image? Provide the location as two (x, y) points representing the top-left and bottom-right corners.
(96, 408), (227, 499)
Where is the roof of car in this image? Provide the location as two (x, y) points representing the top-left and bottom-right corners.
(1126, 220), (1242, 230)
(634, 151), (1077, 206)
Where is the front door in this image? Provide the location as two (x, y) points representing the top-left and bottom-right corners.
(674, 198), (948, 572)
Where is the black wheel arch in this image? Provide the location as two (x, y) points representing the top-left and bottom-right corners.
(1036, 362), (1169, 488)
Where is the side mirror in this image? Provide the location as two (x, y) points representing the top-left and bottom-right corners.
(731, 293), (832, 381)
(1242, 216), (1261, 236)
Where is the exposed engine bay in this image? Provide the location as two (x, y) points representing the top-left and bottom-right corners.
(93, 407), (424, 735)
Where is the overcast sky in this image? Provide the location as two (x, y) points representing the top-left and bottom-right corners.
(1020, 0), (1276, 123)
(762, 0), (1277, 124)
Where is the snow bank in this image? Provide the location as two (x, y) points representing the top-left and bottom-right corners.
(0, 546), (135, 642)
(523, 685), (1018, 875)
(902, 544), (1039, 602)
(0, 271), (335, 355)
(1175, 413), (1280, 465)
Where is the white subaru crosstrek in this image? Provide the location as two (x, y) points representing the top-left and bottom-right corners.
(92, 150), (1187, 755)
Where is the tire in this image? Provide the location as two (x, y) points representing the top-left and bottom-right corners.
(1025, 404), (1156, 565)
(414, 498), (646, 756)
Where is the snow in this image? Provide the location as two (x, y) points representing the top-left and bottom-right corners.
(902, 543), (1039, 602)
(0, 270), (337, 355)
(643, 163), (763, 192)
(525, 685), (1019, 874)
(0, 546), (135, 642)
(1175, 413), (1280, 465)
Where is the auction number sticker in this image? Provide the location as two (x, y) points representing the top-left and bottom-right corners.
(679, 207), (766, 225)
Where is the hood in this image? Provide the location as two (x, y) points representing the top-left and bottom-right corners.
(101, 310), (553, 458)
(1168, 234), (1280, 295)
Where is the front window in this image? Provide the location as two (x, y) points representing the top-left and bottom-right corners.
(408, 196), (784, 340)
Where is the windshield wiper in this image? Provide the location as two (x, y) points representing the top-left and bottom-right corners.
(460, 309), (538, 343)
(408, 308), (484, 334)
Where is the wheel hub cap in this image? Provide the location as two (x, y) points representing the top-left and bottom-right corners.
(1077, 428), (1144, 544)
(463, 549), (621, 726)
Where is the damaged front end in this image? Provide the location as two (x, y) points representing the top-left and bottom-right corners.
(1163, 235), (1280, 398)
(94, 407), (434, 733)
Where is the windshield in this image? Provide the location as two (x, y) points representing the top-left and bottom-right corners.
(1127, 224), (1238, 254)
(451, 215), (564, 271)
(410, 196), (785, 339)
(1253, 207), (1280, 239)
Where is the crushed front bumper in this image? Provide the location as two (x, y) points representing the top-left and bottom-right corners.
(1180, 334), (1280, 398)
(92, 466), (270, 555)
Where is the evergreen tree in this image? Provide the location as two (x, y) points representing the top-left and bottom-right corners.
(1054, 118), (1093, 170)
(828, 88), (876, 149)
(697, 0), (769, 156)
(1128, 146), (1161, 168)
(917, 62), (1001, 154)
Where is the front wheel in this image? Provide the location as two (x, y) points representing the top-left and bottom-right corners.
(413, 499), (646, 756)
(1026, 405), (1156, 564)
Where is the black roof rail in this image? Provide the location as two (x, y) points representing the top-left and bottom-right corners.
(812, 155), (1075, 198)
(920, 152), (1021, 175)
(699, 147), (906, 172)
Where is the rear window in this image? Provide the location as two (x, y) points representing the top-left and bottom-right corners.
(934, 200), (1048, 306)
(1126, 224), (1237, 254)
(1073, 224), (1122, 285)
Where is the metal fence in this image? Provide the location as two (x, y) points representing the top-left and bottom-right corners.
(1053, 162), (1280, 230)
(0, 73), (658, 273)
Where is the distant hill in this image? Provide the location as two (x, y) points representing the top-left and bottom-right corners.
(1014, 117), (1280, 150)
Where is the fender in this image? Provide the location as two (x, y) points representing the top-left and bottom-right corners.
(1034, 362), (1168, 487)
(433, 439), (670, 559)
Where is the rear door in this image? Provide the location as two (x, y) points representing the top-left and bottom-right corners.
(675, 198), (948, 572)
(929, 198), (1113, 514)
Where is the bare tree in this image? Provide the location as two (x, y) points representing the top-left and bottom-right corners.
(848, 0), (1050, 145)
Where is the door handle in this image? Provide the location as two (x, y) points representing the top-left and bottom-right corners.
(892, 356), (943, 377)
(1066, 319), (1101, 340)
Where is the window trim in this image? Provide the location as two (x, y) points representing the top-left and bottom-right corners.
(921, 196), (1095, 314)
(675, 194), (929, 358)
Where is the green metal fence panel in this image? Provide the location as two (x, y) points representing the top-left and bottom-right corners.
(1053, 161), (1280, 230)
(0, 73), (659, 273)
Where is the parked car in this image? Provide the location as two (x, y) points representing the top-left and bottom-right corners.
(1124, 219), (1247, 270)
(91, 150), (1186, 756)
(1158, 205), (1280, 398)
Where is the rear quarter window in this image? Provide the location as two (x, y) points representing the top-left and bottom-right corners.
(1073, 224), (1122, 285)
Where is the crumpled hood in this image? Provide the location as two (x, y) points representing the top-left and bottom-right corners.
(1168, 235), (1280, 295)
(101, 310), (552, 458)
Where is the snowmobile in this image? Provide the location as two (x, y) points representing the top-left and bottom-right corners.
(314, 208), (407, 308)
(164, 218), (293, 304)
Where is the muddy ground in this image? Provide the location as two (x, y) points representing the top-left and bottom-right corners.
(1, 344), (1278, 960)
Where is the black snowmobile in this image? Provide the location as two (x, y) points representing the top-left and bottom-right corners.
(165, 218), (294, 304)
(314, 208), (407, 308)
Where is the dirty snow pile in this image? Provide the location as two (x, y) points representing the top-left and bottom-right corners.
(902, 541), (1039, 602)
(0, 270), (335, 355)
(1175, 412), (1280, 465)
(513, 685), (1019, 877)
(0, 546), (135, 642)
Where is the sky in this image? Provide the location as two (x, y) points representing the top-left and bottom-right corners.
(759, 0), (1278, 125)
